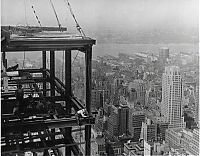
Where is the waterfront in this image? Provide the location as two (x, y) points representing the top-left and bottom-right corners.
(6, 43), (199, 61)
(93, 43), (199, 58)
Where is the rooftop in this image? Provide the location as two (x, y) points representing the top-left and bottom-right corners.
(124, 141), (144, 150)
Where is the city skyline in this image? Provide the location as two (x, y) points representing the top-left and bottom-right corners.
(1, 0), (198, 44)
(1, 0), (199, 155)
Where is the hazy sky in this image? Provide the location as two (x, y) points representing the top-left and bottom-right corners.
(1, 0), (198, 33)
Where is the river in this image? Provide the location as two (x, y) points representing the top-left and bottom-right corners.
(6, 43), (199, 60)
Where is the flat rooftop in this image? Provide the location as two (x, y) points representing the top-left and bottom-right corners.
(124, 142), (143, 150)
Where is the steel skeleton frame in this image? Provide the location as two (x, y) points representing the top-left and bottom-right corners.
(1, 34), (95, 156)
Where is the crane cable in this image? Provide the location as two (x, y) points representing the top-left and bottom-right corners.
(24, 0), (29, 26)
(64, 0), (86, 37)
(64, 0), (87, 65)
(31, 4), (42, 27)
(22, 0), (28, 69)
(49, 0), (64, 81)
(49, 0), (62, 31)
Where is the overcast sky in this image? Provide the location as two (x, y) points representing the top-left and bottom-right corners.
(1, 0), (198, 33)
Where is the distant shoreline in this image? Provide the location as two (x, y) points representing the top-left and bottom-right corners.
(5, 43), (198, 60)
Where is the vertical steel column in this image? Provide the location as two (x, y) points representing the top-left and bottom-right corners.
(50, 51), (55, 99)
(85, 46), (92, 156)
(2, 52), (8, 93)
(50, 50), (55, 141)
(3, 53), (9, 145)
(2, 52), (7, 69)
(42, 51), (47, 97)
(65, 49), (72, 155)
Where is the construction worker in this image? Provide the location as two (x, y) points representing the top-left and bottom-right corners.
(1, 29), (10, 49)
(13, 84), (24, 115)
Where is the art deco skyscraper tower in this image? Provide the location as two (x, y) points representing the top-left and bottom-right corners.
(161, 66), (185, 128)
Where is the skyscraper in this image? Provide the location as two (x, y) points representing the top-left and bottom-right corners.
(159, 47), (169, 65)
(195, 85), (199, 127)
(118, 103), (129, 136)
(165, 128), (199, 155)
(128, 109), (145, 141)
(161, 66), (185, 128)
(107, 105), (119, 137)
(128, 79), (146, 106)
(107, 102), (129, 137)
(140, 116), (169, 142)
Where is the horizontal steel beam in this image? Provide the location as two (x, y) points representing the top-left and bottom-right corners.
(1, 137), (94, 154)
(2, 25), (67, 32)
(1, 95), (65, 103)
(2, 38), (95, 52)
(17, 69), (46, 73)
(1, 131), (62, 142)
(2, 114), (52, 122)
(7, 77), (49, 84)
(2, 116), (95, 134)
(4, 88), (51, 93)
(2, 138), (80, 154)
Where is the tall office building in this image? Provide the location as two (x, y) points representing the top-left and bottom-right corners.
(165, 128), (199, 155)
(189, 129), (200, 155)
(159, 47), (169, 65)
(161, 66), (185, 128)
(91, 88), (110, 110)
(128, 110), (145, 141)
(128, 79), (146, 106)
(140, 117), (169, 142)
(118, 103), (129, 136)
(107, 103), (129, 137)
(195, 85), (199, 127)
(107, 105), (119, 137)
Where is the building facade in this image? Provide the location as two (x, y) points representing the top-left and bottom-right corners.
(159, 47), (169, 65)
(128, 110), (145, 141)
(107, 103), (129, 137)
(189, 129), (199, 156)
(161, 66), (185, 128)
(107, 105), (119, 137)
(118, 104), (129, 136)
(140, 117), (169, 142)
(128, 79), (146, 106)
(95, 136), (107, 156)
(195, 85), (199, 127)
(165, 128), (200, 155)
